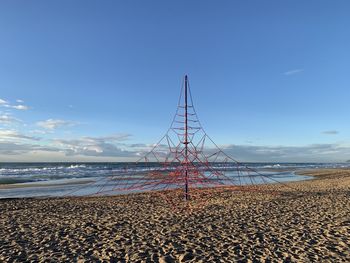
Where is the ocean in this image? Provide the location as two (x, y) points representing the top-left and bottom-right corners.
(0, 162), (347, 198)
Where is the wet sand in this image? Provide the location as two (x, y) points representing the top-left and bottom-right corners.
(0, 179), (95, 189)
(0, 169), (349, 262)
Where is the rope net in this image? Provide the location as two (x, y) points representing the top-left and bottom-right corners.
(68, 76), (294, 210)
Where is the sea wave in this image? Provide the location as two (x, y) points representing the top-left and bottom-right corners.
(0, 164), (87, 173)
(0, 162), (349, 183)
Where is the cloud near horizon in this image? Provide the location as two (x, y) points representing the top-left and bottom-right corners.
(0, 130), (136, 158)
(0, 142), (57, 155)
(221, 143), (350, 162)
(0, 129), (40, 141)
(1, 131), (350, 162)
(1, 98), (349, 162)
(53, 134), (135, 157)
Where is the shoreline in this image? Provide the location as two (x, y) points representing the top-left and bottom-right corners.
(0, 167), (342, 197)
(0, 179), (95, 189)
(0, 169), (312, 199)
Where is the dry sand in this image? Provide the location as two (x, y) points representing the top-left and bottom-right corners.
(0, 169), (349, 262)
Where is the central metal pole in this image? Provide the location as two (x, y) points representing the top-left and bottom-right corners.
(184, 75), (189, 201)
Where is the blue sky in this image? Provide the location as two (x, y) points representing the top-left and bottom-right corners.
(1, 1), (350, 162)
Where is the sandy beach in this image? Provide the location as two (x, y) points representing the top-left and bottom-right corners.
(0, 169), (349, 262)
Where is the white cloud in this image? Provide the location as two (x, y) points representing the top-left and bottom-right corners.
(0, 99), (29, 110)
(37, 119), (77, 130)
(283, 69), (304, 76)
(11, 105), (29, 110)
